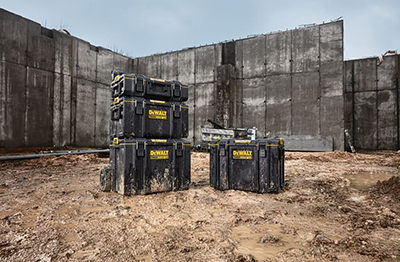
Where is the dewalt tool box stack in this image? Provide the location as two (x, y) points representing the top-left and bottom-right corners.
(209, 139), (285, 193)
(101, 72), (191, 195)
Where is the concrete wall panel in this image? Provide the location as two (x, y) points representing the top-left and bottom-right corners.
(0, 62), (26, 147)
(177, 49), (195, 84)
(77, 40), (97, 81)
(344, 92), (353, 151)
(97, 48), (114, 84)
(27, 22), (55, 72)
(95, 84), (110, 147)
(195, 45), (216, 83)
(242, 36), (265, 78)
(113, 53), (130, 75)
(320, 21), (343, 72)
(344, 60), (353, 93)
(0, 9), (28, 65)
(145, 55), (161, 78)
(266, 74), (291, 136)
(235, 40), (244, 80)
(54, 31), (73, 76)
(161, 52), (178, 80)
(135, 57), (147, 75)
(354, 91), (377, 149)
(194, 83), (215, 145)
(53, 73), (71, 146)
(292, 72), (319, 135)
(75, 79), (96, 147)
(377, 55), (397, 90)
(377, 90), (397, 150)
(266, 31), (291, 75)
(321, 71), (343, 97)
(25, 68), (53, 146)
(353, 58), (376, 92)
(320, 96), (344, 150)
(292, 26), (319, 73)
(242, 78), (266, 136)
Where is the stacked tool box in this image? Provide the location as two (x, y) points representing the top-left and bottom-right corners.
(101, 72), (191, 195)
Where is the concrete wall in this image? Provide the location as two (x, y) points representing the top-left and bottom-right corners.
(0, 8), (133, 148)
(0, 8), (345, 150)
(130, 21), (345, 150)
(344, 55), (400, 150)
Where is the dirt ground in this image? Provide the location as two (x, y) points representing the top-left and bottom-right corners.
(1, 150), (400, 262)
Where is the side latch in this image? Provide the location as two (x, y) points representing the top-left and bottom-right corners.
(259, 142), (266, 158)
(219, 142), (228, 156)
(173, 104), (181, 118)
(176, 141), (183, 157)
(173, 82), (181, 98)
(136, 140), (146, 157)
(135, 100), (144, 115)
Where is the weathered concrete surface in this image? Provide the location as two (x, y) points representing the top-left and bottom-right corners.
(354, 91), (377, 149)
(195, 45), (217, 83)
(0, 10), (28, 65)
(242, 36), (265, 78)
(377, 90), (397, 150)
(95, 84), (110, 147)
(265, 74), (291, 136)
(0, 8), (349, 150)
(75, 79), (96, 147)
(292, 72), (319, 136)
(161, 52), (178, 80)
(242, 78), (266, 137)
(279, 135), (333, 152)
(25, 68), (54, 147)
(292, 26), (319, 73)
(194, 83), (215, 146)
(0, 62), (26, 147)
(345, 55), (400, 150)
(266, 31), (291, 75)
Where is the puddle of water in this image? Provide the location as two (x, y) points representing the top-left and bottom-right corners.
(345, 172), (395, 190)
(231, 224), (303, 261)
(79, 206), (114, 213)
(135, 253), (151, 262)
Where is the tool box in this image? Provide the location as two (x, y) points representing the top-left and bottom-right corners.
(209, 139), (284, 193)
(111, 73), (189, 102)
(109, 97), (188, 139)
(109, 138), (191, 195)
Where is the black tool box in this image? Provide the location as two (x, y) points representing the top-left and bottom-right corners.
(109, 138), (191, 195)
(209, 139), (285, 193)
(111, 73), (189, 102)
(109, 97), (188, 139)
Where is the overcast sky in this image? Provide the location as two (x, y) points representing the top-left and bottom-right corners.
(0, 0), (399, 60)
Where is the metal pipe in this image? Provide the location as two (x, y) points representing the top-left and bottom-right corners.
(0, 149), (109, 162)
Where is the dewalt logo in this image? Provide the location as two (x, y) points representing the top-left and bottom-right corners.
(148, 109), (167, 120)
(150, 150), (169, 160)
(232, 150), (253, 160)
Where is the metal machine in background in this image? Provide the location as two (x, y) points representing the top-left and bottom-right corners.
(198, 119), (257, 150)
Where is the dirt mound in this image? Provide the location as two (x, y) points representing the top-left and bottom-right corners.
(373, 176), (400, 200)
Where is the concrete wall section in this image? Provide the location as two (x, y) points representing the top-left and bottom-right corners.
(345, 55), (399, 150)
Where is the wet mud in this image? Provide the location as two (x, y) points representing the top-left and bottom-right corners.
(0, 151), (400, 261)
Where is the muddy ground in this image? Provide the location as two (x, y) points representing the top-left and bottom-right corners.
(0, 151), (400, 261)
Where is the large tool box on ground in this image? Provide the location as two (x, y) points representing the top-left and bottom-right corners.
(109, 97), (188, 139)
(109, 138), (191, 195)
(209, 139), (285, 193)
(111, 73), (189, 102)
